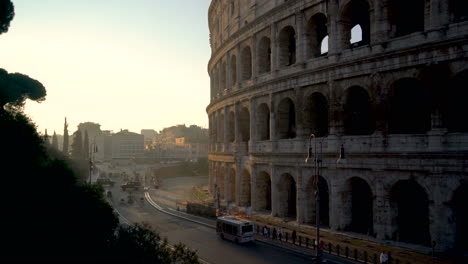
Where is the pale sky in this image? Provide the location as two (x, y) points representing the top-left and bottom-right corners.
(0, 0), (212, 134)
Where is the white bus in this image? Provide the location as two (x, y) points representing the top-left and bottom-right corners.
(216, 216), (255, 243)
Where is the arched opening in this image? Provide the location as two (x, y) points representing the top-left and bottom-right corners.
(256, 103), (270, 140)
(226, 111), (235, 142)
(216, 167), (225, 200)
(213, 66), (219, 97)
(343, 177), (374, 236)
(451, 0), (468, 22)
(277, 98), (296, 139)
(258, 37), (271, 74)
(450, 184), (468, 253)
(390, 180), (431, 246)
(220, 61), (227, 91)
(344, 86), (373, 135)
(444, 71), (468, 132)
(388, 0), (425, 36)
(389, 78), (431, 134)
(239, 107), (250, 142)
(278, 26), (296, 67)
(240, 169), (251, 206)
(340, 0), (370, 48)
(255, 171), (272, 212)
(305, 13), (328, 58)
(350, 24), (362, 44)
(230, 55), (237, 86)
(305, 175), (330, 226)
(304, 92), (328, 137)
(229, 168), (236, 202)
(320, 36), (329, 54)
(241, 47), (252, 80)
(278, 173), (297, 218)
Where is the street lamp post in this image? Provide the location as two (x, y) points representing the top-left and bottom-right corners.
(305, 133), (323, 263)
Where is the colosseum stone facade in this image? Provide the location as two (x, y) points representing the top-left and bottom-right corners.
(206, 0), (468, 254)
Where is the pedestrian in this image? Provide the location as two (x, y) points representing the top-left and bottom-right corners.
(292, 230), (297, 244)
(278, 228), (283, 241)
(263, 226), (268, 238)
(380, 251), (388, 264)
(272, 227), (277, 240)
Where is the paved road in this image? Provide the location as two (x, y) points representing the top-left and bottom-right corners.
(107, 183), (315, 264)
(97, 163), (350, 264)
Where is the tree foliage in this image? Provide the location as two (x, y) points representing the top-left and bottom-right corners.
(0, 68), (46, 111)
(71, 129), (83, 159)
(0, 0), (14, 35)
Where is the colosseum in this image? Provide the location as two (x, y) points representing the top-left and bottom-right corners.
(206, 0), (467, 254)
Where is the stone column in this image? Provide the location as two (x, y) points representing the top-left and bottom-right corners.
(296, 167), (306, 223)
(270, 23), (278, 73)
(294, 87), (307, 138)
(251, 35), (258, 80)
(236, 45), (242, 88)
(234, 102), (240, 143)
(270, 165), (279, 217)
(223, 106), (229, 145)
(269, 94), (277, 140)
(235, 158), (242, 205)
(249, 98), (256, 144)
(371, 0), (389, 43)
(428, 109), (447, 151)
(295, 11), (305, 65)
(327, 2), (340, 56)
(374, 176), (392, 241)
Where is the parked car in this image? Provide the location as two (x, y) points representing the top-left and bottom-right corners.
(121, 181), (140, 191)
(96, 178), (115, 187)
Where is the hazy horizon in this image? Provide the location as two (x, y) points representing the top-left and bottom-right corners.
(0, 0), (212, 134)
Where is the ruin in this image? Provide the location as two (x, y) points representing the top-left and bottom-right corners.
(207, 0), (468, 254)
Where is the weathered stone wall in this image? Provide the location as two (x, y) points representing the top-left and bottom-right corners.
(207, 0), (468, 254)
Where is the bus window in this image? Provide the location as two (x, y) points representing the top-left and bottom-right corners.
(242, 225), (253, 233)
(233, 226), (238, 235)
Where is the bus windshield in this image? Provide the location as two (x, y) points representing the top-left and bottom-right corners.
(242, 225), (253, 233)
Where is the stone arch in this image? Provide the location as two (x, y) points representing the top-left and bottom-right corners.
(305, 13), (328, 58)
(444, 70), (468, 132)
(339, 0), (370, 48)
(278, 26), (296, 67)
(387, 0), (425, 37)
(220, 61), (227, 91)
(240, 169), (251, 206)
(343, 177), (374, 236)
(228, 167), (236, 202)
(277, 173), (297, 218)
(258, 37), (271, 74)
(256, 103), (270, 140)
(226, 111), (235, 142)
(304, 92), (328, 137)
(277, 97), (296, 139)
(343, 86), (373, 135)
(389, 179), (431, 246)
(239, 107), (250, 142)
(241, 46), (252, 80)
(230, 54), (237, 86)
(305, 175), (330, 226)
(389, 78), (430, 134)
(255, 171), (272, 212)
(450, 184), (468, 252)
(450, 0), (468, 23)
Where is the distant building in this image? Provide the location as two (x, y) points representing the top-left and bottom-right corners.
(95, 130), (113, 161)
(111, 129), (144, 159)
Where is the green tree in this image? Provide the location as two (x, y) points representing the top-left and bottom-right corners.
(0, 0), (14, 35)
(63, 117), (69, 155)
(51, 130), (58, 149)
